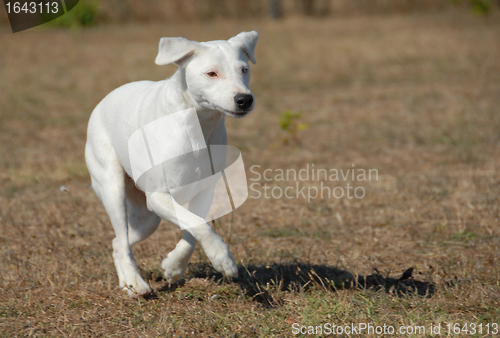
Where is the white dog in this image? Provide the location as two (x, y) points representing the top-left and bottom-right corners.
(85, 31), (259, 297)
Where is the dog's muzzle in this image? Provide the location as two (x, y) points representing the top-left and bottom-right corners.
(234, 94), (254, 111)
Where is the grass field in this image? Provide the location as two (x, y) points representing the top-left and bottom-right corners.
(1, 8), (500, 337)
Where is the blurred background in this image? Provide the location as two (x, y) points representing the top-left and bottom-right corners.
(0, 0), (499, 336)
(1, 0), (498, 25)
(0, 0), (499, 26)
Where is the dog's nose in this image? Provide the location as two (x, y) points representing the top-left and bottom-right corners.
(234, 94), (253, 110)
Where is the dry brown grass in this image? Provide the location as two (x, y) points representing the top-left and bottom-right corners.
(1, 9), (500, 337)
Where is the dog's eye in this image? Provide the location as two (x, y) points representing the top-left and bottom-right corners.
(242, 67), (248, 74)
(207, 72), (218, 77)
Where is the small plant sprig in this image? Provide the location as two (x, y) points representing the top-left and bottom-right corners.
(450, 0), (494, 15)
(279, 110), (308, 146)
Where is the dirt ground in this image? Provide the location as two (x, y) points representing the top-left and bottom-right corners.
(1, 8), (499, 337)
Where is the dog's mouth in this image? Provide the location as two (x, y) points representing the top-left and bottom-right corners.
(221, 108), (251, 118)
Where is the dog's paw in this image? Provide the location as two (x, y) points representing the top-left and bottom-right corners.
(123, 280), (153, 299)
(162, 255), (188, 284)
(209, 251), (238, 278)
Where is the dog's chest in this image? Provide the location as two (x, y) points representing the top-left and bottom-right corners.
(128, 108), (226, 204)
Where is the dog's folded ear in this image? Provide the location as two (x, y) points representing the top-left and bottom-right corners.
(155, 37), (201, 66)
(228, 31), (259, 64)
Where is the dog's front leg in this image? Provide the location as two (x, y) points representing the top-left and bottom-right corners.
(161, 230), (197, 283)
(146, 191), (238, 281)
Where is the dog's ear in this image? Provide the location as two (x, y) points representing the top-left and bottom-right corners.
(155, 37), (201, 66)
(228, 31), (259, 64)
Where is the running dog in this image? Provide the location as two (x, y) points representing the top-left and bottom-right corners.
(85, 31), (258, 297)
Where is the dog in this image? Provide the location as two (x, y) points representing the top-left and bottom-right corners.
(85, 31), (259, 297)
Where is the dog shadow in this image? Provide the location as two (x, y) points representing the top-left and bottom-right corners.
(150, 262), (435, 306)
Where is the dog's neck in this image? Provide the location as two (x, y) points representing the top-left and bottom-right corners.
(175, 69), (224, 142)
(178, 68), (197, 109)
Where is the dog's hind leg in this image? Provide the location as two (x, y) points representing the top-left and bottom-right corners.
(125, 177), (161, 247)
(103, 173), (153, 298)
(86, 137), (153, 298)
(161, 188), (213, 283)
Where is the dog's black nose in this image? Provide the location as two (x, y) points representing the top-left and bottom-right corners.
(234, 94), (253, 111)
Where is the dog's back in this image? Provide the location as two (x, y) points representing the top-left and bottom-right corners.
(86, 78), (188, 180)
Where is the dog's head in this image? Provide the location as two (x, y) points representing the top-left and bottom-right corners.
(155, 31), (259, 118)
